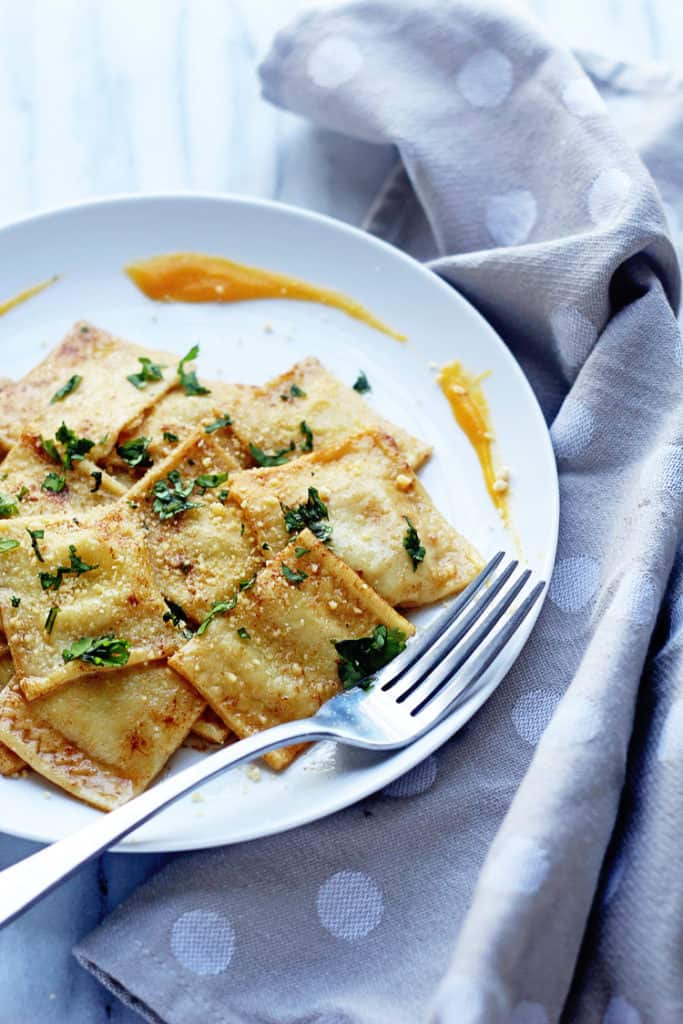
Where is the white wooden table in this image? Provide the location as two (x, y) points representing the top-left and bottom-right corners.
(0, 2), (679, 1021)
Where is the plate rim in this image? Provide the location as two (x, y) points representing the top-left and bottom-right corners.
(0, 190), (559, 852)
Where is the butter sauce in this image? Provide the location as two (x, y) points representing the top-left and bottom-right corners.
(0, 276), (58, 318)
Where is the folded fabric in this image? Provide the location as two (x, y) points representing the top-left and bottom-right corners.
(76, 3), (683, 1022)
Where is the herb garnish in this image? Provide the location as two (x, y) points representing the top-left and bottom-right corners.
(41, 472), (66, 494)
(294, 545), (309, 558)
(280, 383), (307, 401)
(163, 431), (179, 444)
(127, 357), (165, 390)
(282, 564), (308, 585)
(27, 528), (45, 562)
(239, 575), (256, 591)
(0, 492), (19, 518)
(334, 625), (407, 690)
(249, 441), (295, 467)
(236, 627), (250, 640)
(62, 634), (130, 666)
(41, 423), (95, 471)
(39, 544), (99, 591)
(194, 472), (228, 495)
(204, 414), (232, 434)
(163, 599), (194, 639)
(196, 594), (238, 636)
(16, 486), (28, 502)
(90, 471), (102, 493)
(281, 487), (332, 544)
(353, 371), (371, 394)
(300, 420), (313, 452)
(10, 595), (20, 607)
(116, 436), (153, 469)
(0, 538), (20, 553)
(177, 344), (210, 396)
(45, 606), (60, 634)
(152, 470), (202, 519)
(402, 516), (425, 570)
(50, 374), (82, 404)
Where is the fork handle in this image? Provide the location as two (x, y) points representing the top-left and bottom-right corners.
(0, 717), (331, 929)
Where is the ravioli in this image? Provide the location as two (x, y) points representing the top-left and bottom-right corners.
(229, 430), (482, 607)
(125, 432), (263, 624)
(0, 432), (125, 516)
(0, 322), (176, 457)
(0, 664), (204, 809)
(0, 506), (178, 700)
(170, 529), (414, 769)
(0, 742), (24, 776)
(229, 357), (431, 471)
(190, 707), (234, 746)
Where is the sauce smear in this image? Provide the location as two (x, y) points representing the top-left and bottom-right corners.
(125, 252), (405, 342)
(0, 276), (58, 318)
(437, 361), (508, 521)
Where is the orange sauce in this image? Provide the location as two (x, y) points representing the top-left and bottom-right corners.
(438, 360), (508, 522)
(125, 252), (406, 342)
(0, 276), (58, 317)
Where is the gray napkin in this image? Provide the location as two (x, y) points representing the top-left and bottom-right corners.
(76, 3), (683, 1022)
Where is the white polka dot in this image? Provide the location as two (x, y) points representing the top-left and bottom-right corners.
(317, 871), (384, 940)
(550, 307), (598, 370)
(549, 555), (600, 612)
(383, 755), (437, 797)
(551, 399), (595, 459)
(639, 444), (683, 495)
(438, 974), (487, 1022)
(510, 1002), (550, 1024)
(603, 995), (642, 1024)
(511, 688), (561, 745)
(657, 698), (683, 764)
(562, 78), (607, 118)
(610, 571), (658, 626)
(603, 851), (626, 905)
(485, 190), (537, 246)
(456, 48), (513, 108)
(307, 36), (363, 89)
(589, 169), (632, 225)
(170, 910), (235, 975)
(544, 694), (601, 747)
(483, 835), (550, 894)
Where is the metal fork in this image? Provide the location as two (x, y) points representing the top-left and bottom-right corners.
(0, 552), (544, 929)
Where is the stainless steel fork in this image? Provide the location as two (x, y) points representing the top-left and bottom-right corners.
(0, 552), (544, 928)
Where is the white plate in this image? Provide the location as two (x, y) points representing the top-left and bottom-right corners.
(0, 194), (558, 851)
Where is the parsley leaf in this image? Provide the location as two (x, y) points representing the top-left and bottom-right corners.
(353, 371), (371, 394)
(45, 606), (60, 634)
(16, 486), (28, 502)
(0, 492), (19, 518)
(282, 564), (308, 585)
(41, 472), (66, 493)
(116, 436), (153, 469)
(177, 344), (210, 396)
(10, 595), (20, 607)
(281, 486), (332, 544)
(236, 627), (250, 640)
(152, 470), (201, 520)
(39, 544), (99, 591)
(90, 471), (102, 493)
(294, 545), (309, 558)
(163, 431), (179, 444)
(41, 423), (95, 470)
(239, 575), (256, 591)
(334, 625), (407, 690)
(50, 374), (82, 404)
(204, 414), (232, 434)
(127, 357), (165, 390)
(163, 598), (194, 640)
(249, 441), (295, 467)
(62, 634), (130, 667)
(0, 538), (20, 553)
(280, 383), (307, 401)
(27, 528), (45, 562)
(402, 516), (426, 570)
(300, 420), (313, 452)
(196, 594), (238, 636)
(194, 472), (228, 495)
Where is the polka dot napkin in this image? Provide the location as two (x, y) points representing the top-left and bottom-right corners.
(76, 3), (683, 1022)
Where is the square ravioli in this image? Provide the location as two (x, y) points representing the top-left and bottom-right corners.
(126, 432), (264, 624)
(0, 322), (176, 457)
(0, 663), (204, 809)
(229, 430), (482, 607)
(0, 432), (125, 516)
(0, 505), (178, 700)
(170, 529), (414, 769)
(230, 356), (431, 471)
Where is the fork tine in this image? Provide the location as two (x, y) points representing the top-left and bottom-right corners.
(410, 578), (545, 723)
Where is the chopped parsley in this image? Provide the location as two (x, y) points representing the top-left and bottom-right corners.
(16, 486), (29, 502)
(10, 595), (20, 607)
(50, 374), (82, 404)
(402, 516), (426, 570)
(45, 606), (60, 634)
(177, 344), (210, 396)
(196, 594), (238, 636)
(62, 634), (130, 667)
(204, 414), (232, 434)
(281, 486), (332, 544)
(294, 545), (309, 558)
(282, 564), (308, 585)
(334, 625), (407, 690)
(194, 472), (228, 495)
(218, 488), (229, 503)
(249, 441), (295, 467)
(127, 356), (165, 390)
(239, 575), (256, 591)
(352, 371), (371, 394)
(27, 528), (45, 562)
(163, 431), (179, 444)
(280, 383), (307, 401)
(151, 470), (201, 520)
(116, 436), (153, 469)
(0, 492), (19, 518)
(236, 627), (250, 640)
(0, 538), (20, 553)
(39, 544), (99, 591)
(41, 472), (66, 493)
(90, 471), (102, 493)
(300, 420), (313, 452)
(163, 598), (194, 639)
(41, 423), (95, 471)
